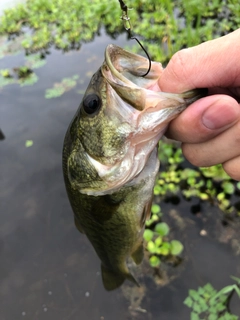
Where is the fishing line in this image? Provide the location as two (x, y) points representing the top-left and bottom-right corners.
(118, 0), (151, 77)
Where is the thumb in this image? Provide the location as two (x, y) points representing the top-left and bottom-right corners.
(165, 94), (240, 143)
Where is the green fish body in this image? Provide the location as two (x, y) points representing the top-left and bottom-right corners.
(62, 44), (204, 290)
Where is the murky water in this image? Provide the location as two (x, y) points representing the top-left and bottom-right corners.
(1, 30), (240, 320)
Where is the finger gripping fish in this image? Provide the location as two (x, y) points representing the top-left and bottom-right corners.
(62, 44), (205, 290)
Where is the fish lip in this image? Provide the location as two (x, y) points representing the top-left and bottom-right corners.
(101, 44), (151, 111)
(101, 44), (150, 87)
(102, 44), (128, 85)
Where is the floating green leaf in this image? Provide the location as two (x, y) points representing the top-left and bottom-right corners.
(0, 73), (16, 87)
(159, 242), (171, 256)
(26, 54), (47, 69)
(155, 236), (162, 247)
(155, 222), (169, 237)
(151, 204), (161, 214)
(170, 240), (184, 255)
(0, 69), (11, 77)
(221, 181), (235, 195)
(25, 140), (33, 147)
(143, 229), (153, 242)
(190, 312), (200, 320)
(149, 255), (161, 267)
(19, 73), (38, 86)
(184, 278), (240, 320)
(184, 296), (193, 308)
(45, 75), (79, 98)
(189, 289), (200, 301)
(147, 241), (156, 254)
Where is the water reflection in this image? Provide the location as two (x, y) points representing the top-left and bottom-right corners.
(1, 30), (240, 320)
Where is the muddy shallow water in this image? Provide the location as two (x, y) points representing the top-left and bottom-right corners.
(1, 31), (240, 320)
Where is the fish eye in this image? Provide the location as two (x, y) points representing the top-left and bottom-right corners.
(82, 94), (101, 115)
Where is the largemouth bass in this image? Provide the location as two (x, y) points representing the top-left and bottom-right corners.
(62, 44), (204, 290)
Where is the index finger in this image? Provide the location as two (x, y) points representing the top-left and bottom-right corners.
(159, 29), (240, 93)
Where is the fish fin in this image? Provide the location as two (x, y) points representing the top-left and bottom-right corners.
(131, 242), (144, 265)
(74, 217), (85, 234)
(140, 196), (153, 228)
(101, 265), (125, 291)
(126, 273), (140, 287)
(101, 265), (140, 291)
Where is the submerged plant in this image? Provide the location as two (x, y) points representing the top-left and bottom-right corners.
(0, 51), (47, 89)
(0, 65), (38, 88)
(184, 277), (240, 319)
(25, 53), (47, 69)
(19, 73), (39, 87)
(45, 75), (79, 98)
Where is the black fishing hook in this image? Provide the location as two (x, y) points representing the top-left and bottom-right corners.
(118, 0), (151, 77)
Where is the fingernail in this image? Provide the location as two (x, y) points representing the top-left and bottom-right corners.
(202, 99), (238, 130)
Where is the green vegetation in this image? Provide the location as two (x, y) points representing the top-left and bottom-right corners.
(25, 140), (33, 147)
(144, 212), (183, 267)
(0, 52), (45, 87)
(155, 141), (240, 217)
(143, 140), (240, 270)
(1, 0), (240, 60)
(184, 277), (240, 319)
(45, 75), (79, 98)
(0, 0), (240, 90)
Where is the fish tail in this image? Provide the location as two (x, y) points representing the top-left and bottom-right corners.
(101, 264), (139, 291)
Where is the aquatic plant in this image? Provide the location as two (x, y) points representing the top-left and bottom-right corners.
(144, 203), (184, 268)
(155, 141), (240, 217)
(184, 277), (240, 319)
(25, 53), (47, 69)
(0, 65), (38, 87)
(144, 139), (240, 268)
(25, 140), (33, 148)
(0, 0), (240, 92)
(45, 75), (79, 98)
(1, 0), (239, 60)
(0, 68), (15, 87)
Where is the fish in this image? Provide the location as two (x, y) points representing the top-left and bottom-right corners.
(62, 44), (205, 291)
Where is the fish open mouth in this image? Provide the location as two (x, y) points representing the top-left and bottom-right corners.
(101, 44), (201, 139)
(103, 44), (159, 85)
(101, 44), (203, 115)
(101, 44), (165, 111)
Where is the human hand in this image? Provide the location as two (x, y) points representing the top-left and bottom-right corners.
(159, 28), (240, 180)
